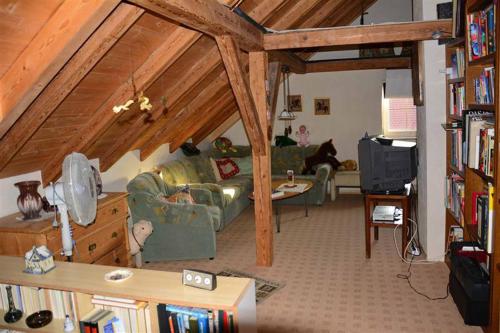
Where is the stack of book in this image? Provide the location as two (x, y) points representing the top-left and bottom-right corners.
(467, 4), (496, 61)
(450, 126), (463, 170)
(446, 173), (465, 225)
(463, 110), (494, 176)
(79, 308), (117, 333)
(473, 67), (495, 104)
(449, 82), (465, 116)
(0, 285), (76, 321)
(450, 48), (465, 79)
(91, 295), (151, 333)
(472, 184), (495, 253)
(157, 304), (235, 333)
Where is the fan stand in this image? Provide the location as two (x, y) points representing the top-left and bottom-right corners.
(58, 204), (74, 261)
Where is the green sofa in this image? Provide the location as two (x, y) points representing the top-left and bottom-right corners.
(127, 145), (331, 261)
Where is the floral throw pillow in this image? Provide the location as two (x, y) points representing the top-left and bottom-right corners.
(215, 158), (240, 179)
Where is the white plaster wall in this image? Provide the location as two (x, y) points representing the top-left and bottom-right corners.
(223, 0), (413, 160)
(224, 69), (386, 161)
(414, 0), (447, 260)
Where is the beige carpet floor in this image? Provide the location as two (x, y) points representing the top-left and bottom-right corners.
(144, 195), (482, 333)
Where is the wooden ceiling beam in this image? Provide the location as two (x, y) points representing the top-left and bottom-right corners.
(133, 46), (223, 158)
(98, 29), (202, 171)
(128, 0), (263, 51)
(268, 0), (324, 30)
(41, 25), (198, 183)
(268, 51), (305, 74)
(216, 35), (264, 154)
(0, 3), (143, 173)
(305, 57), (412, 73)
(140, 70), (230, 159)
(0, 0), (120, 139)
(168, 91), (236, 152)
(267, 61), (281, 132)
(248, 51), (273, 266)
(133, 0), (305, 158)
(264, 20), (452, 50)
(192, 109), (239, 145)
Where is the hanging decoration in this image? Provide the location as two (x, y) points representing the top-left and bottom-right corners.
(278, 65), (296, 137)
(113, 47), (153, 115)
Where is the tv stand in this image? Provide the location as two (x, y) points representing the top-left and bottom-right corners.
(365, 188), (406, 195)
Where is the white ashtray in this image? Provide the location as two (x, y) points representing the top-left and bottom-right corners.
(104, 269), (133, 282)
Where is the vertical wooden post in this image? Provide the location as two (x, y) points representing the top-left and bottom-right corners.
(249, 51), (273, 266)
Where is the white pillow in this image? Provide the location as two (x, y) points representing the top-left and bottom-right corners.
(210, 158), (222, 182)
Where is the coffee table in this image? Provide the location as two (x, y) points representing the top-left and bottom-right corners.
(249, 179), (313, 233)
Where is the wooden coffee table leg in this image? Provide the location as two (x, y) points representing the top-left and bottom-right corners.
(374, 226), (379, 240)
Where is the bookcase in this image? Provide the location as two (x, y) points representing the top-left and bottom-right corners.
(0, 255), (256, 333)
(444, 1), (499, 332)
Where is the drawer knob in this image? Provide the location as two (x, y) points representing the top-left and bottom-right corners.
(114, 257), (121, 264)
(112, 208), (119, 215)
(111, 232), (118, 238)
(88, 243), (97, 252)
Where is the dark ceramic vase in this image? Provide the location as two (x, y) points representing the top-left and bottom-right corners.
(14, 181), (43, 220)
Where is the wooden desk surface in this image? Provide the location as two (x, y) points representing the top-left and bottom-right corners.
(0, 192), (126, 234)
(0, 256), (252, 310)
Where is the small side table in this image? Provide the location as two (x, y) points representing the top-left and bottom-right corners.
(364, 184), (413, 259)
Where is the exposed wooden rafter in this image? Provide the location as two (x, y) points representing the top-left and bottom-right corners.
(42, 25), (199, 183)
(0, 0), (120, 139)
(193, 109), (240, 145)
(0, 3), (144, 173)
(306, 57), (411, 73)
(216, 35), (265, 154)
(263, 20), (453, 50)
(248, 51), (273, 266)
(268, 51), (305, 74)
(128, 0), (263, 51)
(98, 29), (203, 171)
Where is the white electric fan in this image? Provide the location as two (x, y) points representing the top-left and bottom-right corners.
(45, 153), (97, 259)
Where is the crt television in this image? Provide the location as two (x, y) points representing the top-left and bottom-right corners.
(358, 134), (417, 193)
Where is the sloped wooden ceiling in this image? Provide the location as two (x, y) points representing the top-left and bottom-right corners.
(0, 0), (377, 182)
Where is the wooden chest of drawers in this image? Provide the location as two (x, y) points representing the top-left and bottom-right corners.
(0, 192), (131, 267)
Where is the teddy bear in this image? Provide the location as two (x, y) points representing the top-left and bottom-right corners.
(338, 159), (358, 171)
(129, 220), (153, 267)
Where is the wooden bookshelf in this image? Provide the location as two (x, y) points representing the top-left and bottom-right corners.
(0, 256), (256, 333)
(444, 1), (500, 332)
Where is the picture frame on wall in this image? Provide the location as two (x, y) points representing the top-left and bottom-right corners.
(314, 98), (330, 115)
(287, 95), (302, 112)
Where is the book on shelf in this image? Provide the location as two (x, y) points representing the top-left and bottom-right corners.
(462, 110), (494, 173)
(449, 47), (465, 79)
(91, 295), (150, 333)
(452, 0), (466, 38)
(0, 284), (77, 322)
(446, 173), (465, 226)
(157, 303), (235, 333)
(474, 183), (495, 253)
(472, 66), (495, 104)
(467, 4), (496, 61)
(450, 126), (464, 170)
(449, 82), (465, 116)
(446, 225), (464, 252)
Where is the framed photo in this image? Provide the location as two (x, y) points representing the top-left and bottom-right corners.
(314, 98), (330, 115)
(287, 94), (302, 112)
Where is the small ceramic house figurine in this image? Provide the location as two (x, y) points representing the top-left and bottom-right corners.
(24, 245), (55, 274)
(295, 125), (310, 147)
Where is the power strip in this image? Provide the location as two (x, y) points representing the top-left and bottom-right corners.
(410, 242), (421, 256)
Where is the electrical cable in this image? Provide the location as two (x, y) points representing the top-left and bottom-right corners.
(392, 216), (450, 300)
(396, 254), (450, 301)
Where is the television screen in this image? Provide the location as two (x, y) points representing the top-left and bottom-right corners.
(358, 135), (417, 193)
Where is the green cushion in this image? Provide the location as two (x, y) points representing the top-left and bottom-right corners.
(232, 156), (253, 175)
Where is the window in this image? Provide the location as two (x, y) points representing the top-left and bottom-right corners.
(382, 96), (417, 138)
